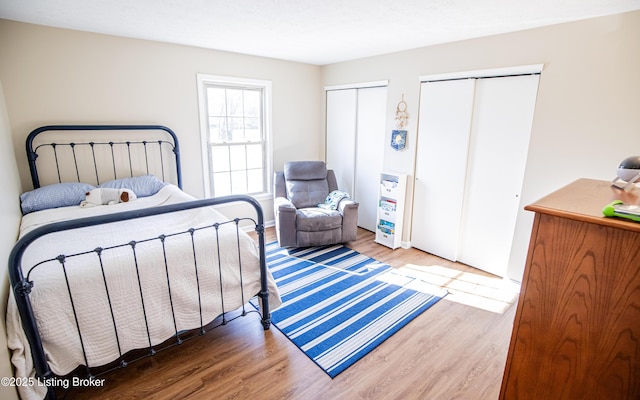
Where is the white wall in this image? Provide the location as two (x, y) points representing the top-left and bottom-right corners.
(0, 19), (324, 223)
(0, 80), (22, 400)
(321, 10), (640, 281)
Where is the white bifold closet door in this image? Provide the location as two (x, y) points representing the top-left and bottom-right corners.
(412, 79), (475, 261)
(326, 86), (387, 232)
(326, 89), (357, 194)
(457, 75), (539, 275)
(412, 74), (539, 277)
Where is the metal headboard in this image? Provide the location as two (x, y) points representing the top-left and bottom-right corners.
(26, 125), (182, 189)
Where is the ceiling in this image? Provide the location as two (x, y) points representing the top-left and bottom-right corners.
(1, 0), (640, 65)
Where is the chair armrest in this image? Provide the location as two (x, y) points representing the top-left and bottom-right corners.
(339, 199), (359, 242)
(274, 196), (297, 246)
(338, 199), (358, 214)
(275, 197), (296, 213)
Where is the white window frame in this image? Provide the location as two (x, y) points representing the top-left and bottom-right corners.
(197, 74), (273, 200)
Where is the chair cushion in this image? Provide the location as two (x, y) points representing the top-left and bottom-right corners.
(284, 161), (327, 180)
(284, 161), (330, 208)
(296, 208), (343, 231)
(287, 180), (330, 209)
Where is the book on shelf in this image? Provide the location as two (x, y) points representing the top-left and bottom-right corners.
(381, 180), (398, 189)
(378, 219), (395, 234)
(379, 199), (397, 212)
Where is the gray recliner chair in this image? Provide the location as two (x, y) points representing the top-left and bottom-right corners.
(274, 161), (359, 247)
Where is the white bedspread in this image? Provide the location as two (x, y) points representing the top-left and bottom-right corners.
(6, 185), (281, 400)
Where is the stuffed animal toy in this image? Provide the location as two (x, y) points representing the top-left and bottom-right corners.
(80, 188), (137, 207)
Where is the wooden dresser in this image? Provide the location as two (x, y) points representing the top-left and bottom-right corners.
(499, 178), (640, 399)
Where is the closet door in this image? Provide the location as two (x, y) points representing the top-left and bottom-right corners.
(354, 87), (387, 232)
(457, 75), (539, 276)
(412, 79), (475, 260)
(412, 73), (539, 277)
(326, 86), (387, 232)
(326, 89), (357, 195)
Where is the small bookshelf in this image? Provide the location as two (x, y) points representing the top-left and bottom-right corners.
(375, 172), (407, 249)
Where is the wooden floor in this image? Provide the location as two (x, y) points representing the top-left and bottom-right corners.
(63, 228), (519, 400)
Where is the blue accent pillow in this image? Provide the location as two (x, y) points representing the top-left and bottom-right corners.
(99, 175), (167, 198)
(20, 182), (96, 215)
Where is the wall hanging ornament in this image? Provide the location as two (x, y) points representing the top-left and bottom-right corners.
(391, 94), (408, 151)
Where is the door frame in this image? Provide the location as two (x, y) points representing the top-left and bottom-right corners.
(418, 64), (543, 83)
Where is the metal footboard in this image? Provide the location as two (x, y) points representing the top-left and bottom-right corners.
(8, 195), (271, 400)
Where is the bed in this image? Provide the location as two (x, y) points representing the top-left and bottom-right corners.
(6, 125), (282, 400)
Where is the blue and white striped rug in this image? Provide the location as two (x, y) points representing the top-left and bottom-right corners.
(262, 242), (448, 378)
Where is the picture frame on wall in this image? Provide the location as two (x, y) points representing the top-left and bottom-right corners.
(391, 129), (407, 151)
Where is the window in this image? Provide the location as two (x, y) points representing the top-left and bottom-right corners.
(197, 74), (272, 198)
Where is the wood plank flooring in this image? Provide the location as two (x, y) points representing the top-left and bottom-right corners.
(60, 228), (519, 400)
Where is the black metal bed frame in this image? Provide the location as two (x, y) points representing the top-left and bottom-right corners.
(9, 125), (271, 399)
(26, 124), (183, 189)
